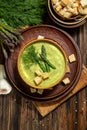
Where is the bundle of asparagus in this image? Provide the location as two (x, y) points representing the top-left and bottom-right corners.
(0, 19), (23, 59)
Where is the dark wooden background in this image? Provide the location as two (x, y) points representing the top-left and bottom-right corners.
(0, 12), (87, 130)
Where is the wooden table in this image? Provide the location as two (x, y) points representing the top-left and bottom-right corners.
(0, 17), (87, 130)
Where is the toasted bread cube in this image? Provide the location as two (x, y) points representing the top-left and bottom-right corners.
(37, 89), (44, 94)
(67, 6), (78, 15)
(55, 5), (62, 12)
(34, 76), (42, 85)
(80, 0), (87, 7)
(78, 6), (87, 15)
(72, 7), (78, 15)
(62, 77), (70, 85)
(35, 70), (42, 76)
(59, 8), (66, 16)
(59, 8), (71, 18)
(78, 7), (84, 14)
(55, 1), (61, 7)
(52, 0), (59, 5)
(72, 0), (76, 2)
(69, 54), (76, 63)
(42, 72), (50, 79)
(30, 87), (36, 93)
(82, 8), (87, 14)
(37, 35), (44, 40)
(63, 7), (67, 12)
(61, 0), (70, 6)
(63, 11), (72, 18)
(67, 6), (74, 12)
(72, 2), (79, 8)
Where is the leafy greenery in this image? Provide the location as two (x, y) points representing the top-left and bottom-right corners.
(22, 45), (56, 72)
(22, 45), (46, 72)
(0, 19), (23, 58)
(0, 0), (47, 28)
(22, 46), (37, 68)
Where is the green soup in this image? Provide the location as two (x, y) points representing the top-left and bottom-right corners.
(18, 39), (66, 89)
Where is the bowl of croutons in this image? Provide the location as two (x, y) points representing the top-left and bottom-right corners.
(48, 0), (87, 28)
(17, 38), (67, 91)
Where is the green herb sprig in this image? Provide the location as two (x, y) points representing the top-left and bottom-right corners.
(22, 45), (56, 72)
(22, 45), (46, 72)
(0, 0), (47, 28)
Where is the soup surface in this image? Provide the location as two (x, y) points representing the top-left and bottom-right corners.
(18, 40), (66, 89)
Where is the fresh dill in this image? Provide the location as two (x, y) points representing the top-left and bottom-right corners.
(0, 0), (47, 28)
(22, 45), (56, 72)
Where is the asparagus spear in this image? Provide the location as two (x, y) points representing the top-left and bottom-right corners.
(40, 54), (56, 69)
(41, 45), (50, 72)
(0, 19), (23, 58)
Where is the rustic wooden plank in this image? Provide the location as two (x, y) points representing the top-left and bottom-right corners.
(0, 96), (3, 130)
(77, 89), (87, 130)
(66, 95), (79, 130)
(79, 24), (87, 66)
(57, 103), (68, 130)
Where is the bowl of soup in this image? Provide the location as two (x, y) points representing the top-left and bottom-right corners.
(17, 38), (67, 89)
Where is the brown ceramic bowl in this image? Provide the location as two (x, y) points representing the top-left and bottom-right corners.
(17, 38), (67, 90)
(48, 0), (87, 28)
(51, 0), (87, 21)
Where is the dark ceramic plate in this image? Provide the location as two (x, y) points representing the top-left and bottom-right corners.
(47, 0), (86, 28)
(5, 25), (82, 102)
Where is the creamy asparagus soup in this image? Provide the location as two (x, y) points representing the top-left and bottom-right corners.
(18, 39), (66, 89)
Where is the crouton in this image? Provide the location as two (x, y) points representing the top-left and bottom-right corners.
(69, 54), (76, 63)
(63, 11), (72, 18)
(80, 0), (87, 7)
(35, 70), (42, 76)
(55, 4), (62, 12)
(59, 8), (67, 17)
(83, 8), (87, 14)
(30, 87), (36, 93)
(52, 0), (59, 5)
(62, 77), (70, 85)
(34, 76), (42, 85)
(72, 7), (78, 15)
(42, 72), (50, 79)
(37, 89), (44, 94)
(79, 7), (87, 14)
(61, 0), (71, 6)
(72, 2), (79, 8)
(37, 35), (44, 40)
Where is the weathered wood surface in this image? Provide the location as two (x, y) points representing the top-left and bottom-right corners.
(0, 20), (87, 130)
